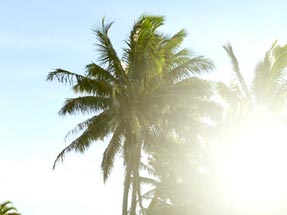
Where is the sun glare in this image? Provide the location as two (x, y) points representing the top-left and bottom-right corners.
(215, 112), (287, 211)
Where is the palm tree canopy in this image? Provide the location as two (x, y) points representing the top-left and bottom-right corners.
(47, 15), (214, 179)
(252, 41), (287, 110)
(218, 41), (287, 120)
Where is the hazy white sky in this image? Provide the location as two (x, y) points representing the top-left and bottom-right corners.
(1, 0), (287, 214)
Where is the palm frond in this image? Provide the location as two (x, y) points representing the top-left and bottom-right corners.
(0, 201), (20, 215)
(217, 81), (240, 104)
(5, 213), (21, 215)
(101, 125), (124, 182)
(162, 29), (186, 52)
(85, 63), (117, 82)
(171, 77), (213, 98)
(174, 48), (192, 58)
(93, 18), (126, 81)
(139, 176), (160, 185)
(269, 43), (287, 90)
(267, 80), (287, 111)
(2, 207), (18, 214)
(0, 201), (12, 208)
(46, 69), (86, 85)
(145, 77), (212, 108)
(164, 56), (214, 83)
(53, 110), (114, 169)
(223, 43), (251, 101)
(72, 74), (113, 96)
(140, 162), (156, 177)
(124, 15), (165, 81)
(252, 41), (287, 106)
(142, 188), (157, 200)
(270, 42), (287, 76)
(192, 99), (223, 122)
(59, 96), (111, 115)
(252, 53), (272, 103)
(64, 117), (94, 141)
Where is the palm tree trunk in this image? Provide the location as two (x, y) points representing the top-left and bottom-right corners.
(135, 144), (146, 215)
(130, 129), (142, 215)
(122, 165), (131, 215)
(130, 176), (137, 215)
(128, 113), (145, 215)
(136, 172), (146, 215)
(130, 134), (138, 215)
(131, 141), (147, 215)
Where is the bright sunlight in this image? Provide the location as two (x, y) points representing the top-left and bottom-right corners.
(214, 111), (287, 211)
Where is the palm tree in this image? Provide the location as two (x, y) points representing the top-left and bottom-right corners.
(211, 41), (287, 214)
(47, 15), (213, 215)
(218, 41), (287, 117)
(143, 138), (212, 214)
(141, 96), (222, 214)
(214, 42), (287, 156)
(0, 201), (21, 215)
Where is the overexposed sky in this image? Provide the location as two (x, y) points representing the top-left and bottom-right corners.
(1, 0), (287, 214)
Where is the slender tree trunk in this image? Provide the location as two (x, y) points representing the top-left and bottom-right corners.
(130, 175), (137, 215)
(135, 144), (146, 215)
(123, 129), (137, 215)
(130, 134), (138, 215)
(128, 113), (145, 215)
(122, 165), (131, 215)
(131, 140), (147, 215)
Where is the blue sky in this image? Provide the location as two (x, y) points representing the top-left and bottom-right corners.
(1, 0), (287, 214)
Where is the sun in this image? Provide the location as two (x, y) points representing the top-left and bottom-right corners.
(214, 112), (287, 211)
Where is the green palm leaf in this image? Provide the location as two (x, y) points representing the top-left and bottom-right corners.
(0, 201), (21, 215)
(252, 41), (287, 107)
(94, 19), (126, 81)
(85, 63), (117, 82)
(53, 110), (114, 169)
(162, 29), (186, 52)
(124, 15), (165, 82)
(223, 43), (251, 101)
(46, 69), (86, 85)
(164, 56), (213, 83)
(101, 125), (124, 182)
(59, 96), (111, 115)
(72, 78), (113, 96)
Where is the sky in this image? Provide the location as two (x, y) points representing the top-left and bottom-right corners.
(1, 0), (287, 214)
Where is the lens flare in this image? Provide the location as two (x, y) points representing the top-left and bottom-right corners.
(214, 112), (287, 211)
